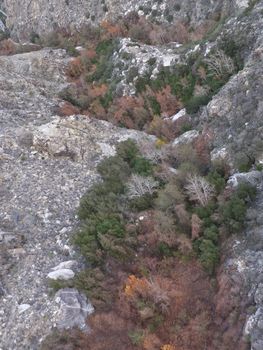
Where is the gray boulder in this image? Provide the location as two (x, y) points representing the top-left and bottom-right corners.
(47, 269), (75, 281)
(55, 288), (94, 331)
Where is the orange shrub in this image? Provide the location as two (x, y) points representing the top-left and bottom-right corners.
(89, 84), (108, 99)
(161, 345), (175, 350)
(0, 39), (16, 55)
(66, 57), (83, 78)
(58, 102), (80, 116)
(124, 275), (148, 297)
(155, 86), (181, 118)
(101, 20), (124, 38)
(110, 96), (150, 129)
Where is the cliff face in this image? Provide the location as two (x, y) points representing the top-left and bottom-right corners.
(0, 0), (247, 40)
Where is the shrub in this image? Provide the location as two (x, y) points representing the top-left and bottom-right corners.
(132, 157), (154, 176)
(256, 163), (263, 171)
(219, 37), (244, 71)
(175, 144), (199, 168)
(67, 57), (83, 78)
(220, 183), (256, 233)
(77, 183), (119, 220)
(96, 216), (125, 238)
(148, 96), (161, 115)
(206, 170), (226, 193)
(116, 139), (139, 165)
(97, 155), (131, 182)
(156, 242), (174, 257)
(198, 238), (220, 274)
(155, 180), (185, 213)
(96, 39), (115, 56)
(220, 196), (246, 233)
(235, 152), (254, 172)
(204, 50), (235, 80)
(194, 203), (215, 220)
(176, 162), (200, 185)
(130, 193), (155, 211)
(185, 94), (211, 114)
(235, 183), (256, 202)
(74, 213), (126, 264)
(203, 225), (219, 243)
(128, 330), (144, 346)
(73, 268), (113, 305)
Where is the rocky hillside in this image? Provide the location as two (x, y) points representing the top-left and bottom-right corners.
(0, 48), (153, 349)
(0, 1), (263, 350)
(0, 0), (249, 40)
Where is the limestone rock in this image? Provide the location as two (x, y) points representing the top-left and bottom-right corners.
(172, 130), (199, 146)
(18, 304), (31, 314)
(47, 269), (75, 281)
(51, 260), (77, 271)
(55, 288), (94, 331)
(228, 171), (263, 188)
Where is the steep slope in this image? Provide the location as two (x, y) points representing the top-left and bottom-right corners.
(0, 48), (152, 349)
(0, 1), (263, 349)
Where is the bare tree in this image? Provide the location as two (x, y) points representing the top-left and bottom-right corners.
(185, 174), (215, 206)
(127, 174), (158, 198)
(204, 50), (235, 80)
(146, 277), (170, 314)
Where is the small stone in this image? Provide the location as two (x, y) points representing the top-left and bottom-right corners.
(47, 269), (75, 280)
(51, 260), (77, 271)
(18, 304), (31, 314)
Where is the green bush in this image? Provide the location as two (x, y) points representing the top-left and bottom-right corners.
(198, 239), (220, 274)
(135, 75), (151, 94)
(220, 196), (246, 233)
(74, 213), (125, 264)
(149, 96), (161, 115)
(256, 163), (263, 171)
(116, 141), (153, 176)
(96, 216), (125, 238)
(219, 38), (244, 71)
(203, 225), (219, 243)
(235, 152), (255, 172)
(96, 39), (115, 56)
(235, 183), (256, 202)
(128, 330), (144, 346)
(130, 193), (155, 211)
(156, 242), (174, 258)
(74, 268), (113, 305)
(77, 183), (119, 220)
(155, 180), (185, 213)
(194, 202), (216, 220)
(100, 89), (113, 108)
(185, 94), (211, 114)
(132, 156), (154, 176)
(220, 183), (256, 233)
(97, 155), (131, 182)
(116, 139), (139, 165)
(206, 170), (226, 193)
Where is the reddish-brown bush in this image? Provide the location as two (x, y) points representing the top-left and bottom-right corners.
(58, 102), (80, 116)
(67, 57), (83, 79)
